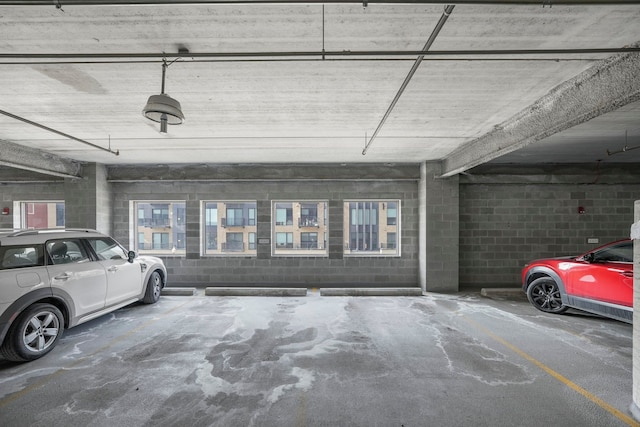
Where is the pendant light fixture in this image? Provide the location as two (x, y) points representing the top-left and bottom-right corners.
(142, 58), (185, 133)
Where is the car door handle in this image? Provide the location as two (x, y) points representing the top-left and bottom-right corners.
(107, 266), (118, 272)
(54, 273), (70, 280)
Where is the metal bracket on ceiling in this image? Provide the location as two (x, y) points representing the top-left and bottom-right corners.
(363, 0), (368, 7)
(542, 0), (553, 8)
(607, 131), (640, 156)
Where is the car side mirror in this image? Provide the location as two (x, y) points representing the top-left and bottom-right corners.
(582, 252), (594, 263)
(127, 251), (136, 263)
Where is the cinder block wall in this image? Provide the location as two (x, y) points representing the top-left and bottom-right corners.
(111, 180), (419, 287)
(459, 182), (640, 289)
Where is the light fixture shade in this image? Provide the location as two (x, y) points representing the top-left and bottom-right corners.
(142, 94), (185, 125)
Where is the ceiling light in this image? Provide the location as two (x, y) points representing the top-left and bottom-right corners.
(142, 58), (184, 133)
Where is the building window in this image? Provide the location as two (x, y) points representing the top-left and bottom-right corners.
(386, 232), (397, 249)
(223, 232), (244, 252)
(19, 201), (65, 229)
(300, 232), (318, 249)
(276, 232), (293, 248)
(202, 201), (257, 256)
(275, 203), (293, 226)
(344, 200), (400, 257)
(152, 233), (169, 250)
(386, 202), (397, 226)
(176, 208), (186, 226)
(272, 201), (328, 257)
(134, 201), (186, 255)
(56, 203), (65, 227)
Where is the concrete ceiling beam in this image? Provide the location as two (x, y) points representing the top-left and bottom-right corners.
(107, 163), (421, 182)
(0, 139), (82, 179)
(441, 51), (640, 177)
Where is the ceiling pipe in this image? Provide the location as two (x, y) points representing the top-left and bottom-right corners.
(1, 0), (639, 5)
(1, 47), (639, 62)
(0, 109), (120, 156)
(362, 4), (455, 156)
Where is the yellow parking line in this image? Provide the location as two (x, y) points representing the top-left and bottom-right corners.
(463, 316), (640, 427)
(0, 300), (190, 408)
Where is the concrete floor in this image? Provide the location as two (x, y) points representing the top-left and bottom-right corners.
(0, 290), (635, 427)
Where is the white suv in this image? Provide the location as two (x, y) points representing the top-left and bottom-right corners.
(0, 229), (167, 362)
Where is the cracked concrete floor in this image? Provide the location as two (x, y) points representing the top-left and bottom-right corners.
(0, 290), (634, 427)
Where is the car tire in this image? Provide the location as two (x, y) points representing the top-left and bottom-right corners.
(526, 276), (569, 314)
(142, 271), (162, 304)
(0, 303), (65, 362)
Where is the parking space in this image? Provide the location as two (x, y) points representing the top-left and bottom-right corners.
(0, 291), (634, 427)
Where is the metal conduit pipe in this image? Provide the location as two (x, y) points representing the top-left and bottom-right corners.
(0, 109), (120, 156)
(2, 0), (640, 5)
(1, 48), (639, 62)
(362, 4), (455, 156)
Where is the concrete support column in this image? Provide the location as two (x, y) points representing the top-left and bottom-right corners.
(420, 161), (459, 293)
(631, 200), (640, 420)
(63, 163), (112, 234)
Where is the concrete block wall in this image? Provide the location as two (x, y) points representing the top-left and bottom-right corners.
(111, 179), (419, 287)
(459, 183), (640, 288)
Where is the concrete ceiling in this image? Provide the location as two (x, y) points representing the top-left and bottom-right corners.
(0, 1), (639, 178)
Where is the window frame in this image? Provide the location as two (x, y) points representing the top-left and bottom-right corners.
(343, 199), (401, 257)
(15, 201), (65, 230)
(132, 200), (186, 256)
(200, 200), (257, 257)
(271, 200), (328, 257)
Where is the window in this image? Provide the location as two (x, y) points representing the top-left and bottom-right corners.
(276, 232), (293, 248)
(223, 233), (244, 252)
(202, 201), (257, 256)
(299, 204), (319, 227)
(46, 239), (90, 264)
(56, 203), (65, 227)
(152, 207), (169, 227)
(176, 208), (186, 226)
(386, 202), (397, 226)
(386, 232), (397, 250)
(344, 200), (400, 257)
(272, 201), (328, 256)
(593, 241), (633, 263)
(275, 203), (293, 226)
(19, 201), (65, 229)
(0, 245), (44, 270)
(134, 201), (186, 255)
(88, 237), (129, 261)
(301, 232), (318, 249)
(225, 206), (245, 227)
(152, 233), (169, 250)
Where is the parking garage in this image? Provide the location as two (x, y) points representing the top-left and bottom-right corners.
(1, 1), (640, 425)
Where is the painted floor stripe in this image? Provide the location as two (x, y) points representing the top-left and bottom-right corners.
(463, 316), (640, 427)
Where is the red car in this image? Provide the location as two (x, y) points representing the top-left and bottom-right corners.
(522, 239), (633, 323)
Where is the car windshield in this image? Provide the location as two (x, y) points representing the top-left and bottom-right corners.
(591, 241), (633, 263)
